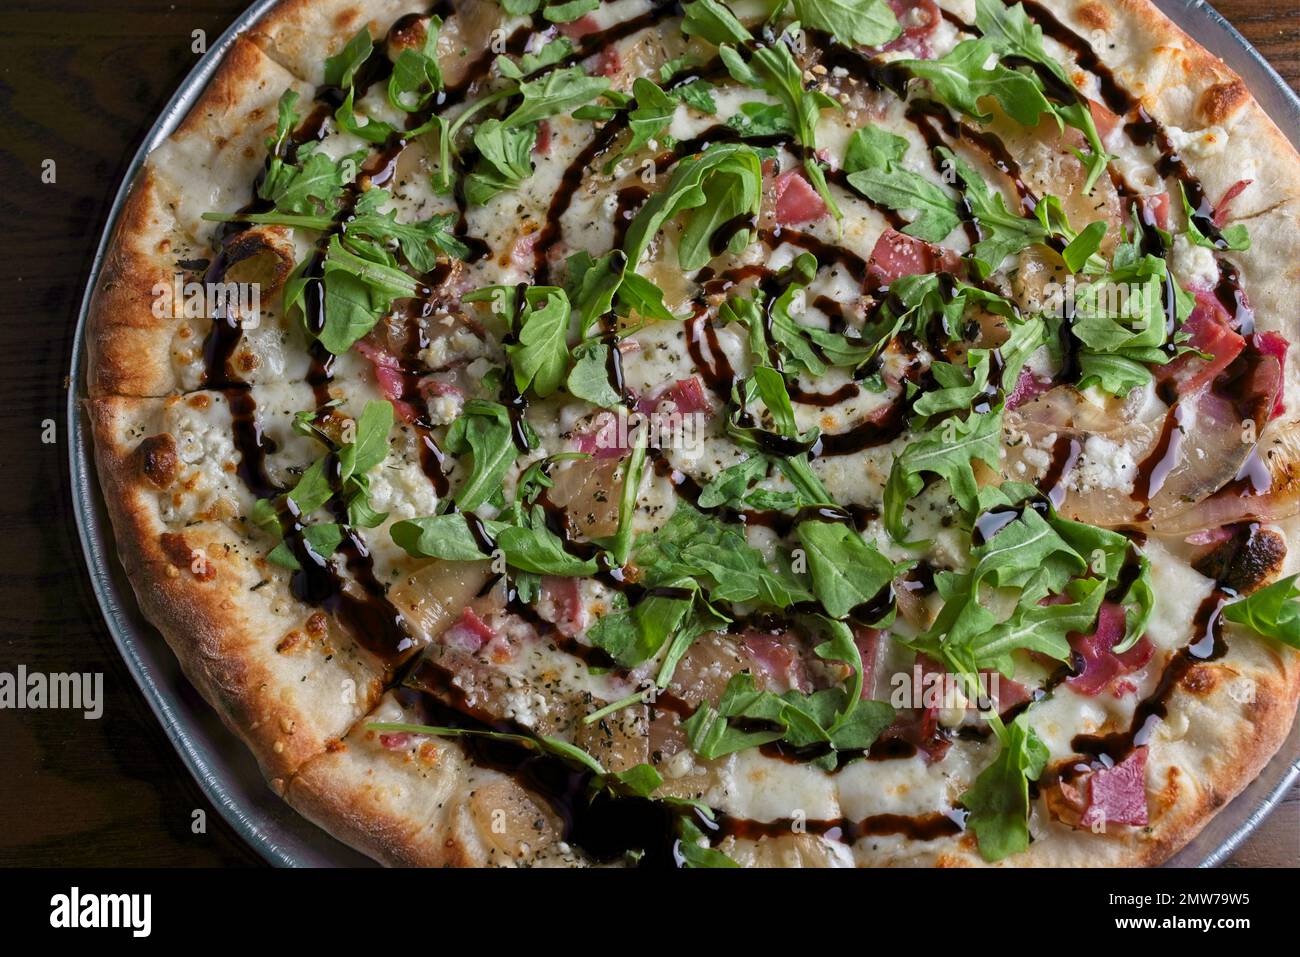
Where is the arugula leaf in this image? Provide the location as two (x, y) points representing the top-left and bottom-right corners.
(1076, 353), (1151, 396)
(311, 235), (422, 353)
(676, 816), (739, 868)
(900, 39), (1053, 127)
(968, 504), (1083, 594)
(338, 398), (394, 482)
(335, 87), (401, 144)
(388, 16), (444, 112)
(587, 585), (698, 667)
(725, 253), (874, 376)
(1069, 250), (1192, 394)
(346, 204), (469, 269)
(1223, 573), (1300, 649)
(567, 338), (624, 408)
(938, 148), (1047, 276)
(883, 408), (1004, 541)
(726, 101), (795, 138)
(683, 672), (894, 768)
(507, 288), (572, 398)
(368, 721), (605, 774)
(464, 119), (539, 205)
(460, 66), (610, 204)
(846, 161), (962, 243)
(498, 0), (542, 13)
(510, 66), (612, 128)
(323, 27), (374, 90)
(1179, 182), (1250, 252)
(391, 507), (596, 576)
(972, 0), (1110, 190)
(681, 0), (752, 45)
(260, 149), (351, 217)
(635, 502), (811, 608)
(566, 250), (625, 332)
(792, 0), (899, 47)
(256, 401), (394, 570)
(497, 521), (599, 575)
(961, 713), (1048, 862)
(697, 455), (771, 508)
(607, 77), (677, 171)
(622, 142), (763, 271)
(720, 40), (836, 150)
(842, 119), (967, 244)
(617, 271), (679, 322)
(443, 400), (520, 510)
(965, 576), (1105, 677)
(391, 512), (504, 561)
(797, 521), (903, 619)
(671, 78), (718, 115)
(543, 0), (598, 22)
(466, 284), (573, 397)
(605, 425), (648, 567)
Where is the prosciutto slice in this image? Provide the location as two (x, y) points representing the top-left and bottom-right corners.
(866, 228), (961, 286)
(774, 169), (828, 226)
(1066, 602), (1154, 697)
(1080, 748), (1149, 828)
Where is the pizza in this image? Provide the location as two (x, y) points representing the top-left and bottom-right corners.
(85, 0), (1300, 867)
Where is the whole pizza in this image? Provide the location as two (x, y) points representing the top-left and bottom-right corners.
(86, 0), (1300, 867)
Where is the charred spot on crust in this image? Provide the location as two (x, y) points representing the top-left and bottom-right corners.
(387, 11), (428, 53)
(1192, 524), (1287, 594)
(276, 630), (304, 654)
(1182, 664), (1219, 696)
(137, 433), (179, 488)
(1074, 1), (1112, 31)
(159, 531), (216, 581)
(1198, 79), (1249, 125)
(222, 224), (296, 295)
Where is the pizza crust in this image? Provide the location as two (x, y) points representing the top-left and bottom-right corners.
(84, 0), (1300, 867)
(86, 393), (389, 781)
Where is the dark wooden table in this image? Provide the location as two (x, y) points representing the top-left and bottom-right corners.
(0, 0), (1296, 867)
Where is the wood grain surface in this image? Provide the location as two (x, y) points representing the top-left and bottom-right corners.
(0, 0), (1296, 868)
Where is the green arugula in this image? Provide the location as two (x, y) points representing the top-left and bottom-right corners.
(960, 713), (1049, 861)
(680, 0), (752, 45)
(1067, 225), (1195, 395)
(313, 235), (423, 353)
(388, 16), (444, 112)
(972, 0), (1111, 190)
(607, 77), (678, 171)
(622, 142), (764, 271)
(940, 149), (1102, 276)
(843, 126), (961, 243)
(791, 0), (900, 47)
(718, 33), (841, 217)
(796, 520), (908, 619)
(442, 400), (524, 510)
(252, 400), (394, 570)
(682, 670), (895, 771)
(323, 27), (374, 90)
(1223, 573), (1300, 649)
(899, 39), (1054, 128)
(1179, 182), (1251, 252)
(883, 407), (1004, 542)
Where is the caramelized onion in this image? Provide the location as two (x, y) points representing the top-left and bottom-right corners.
(388, 559), (492, 645)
